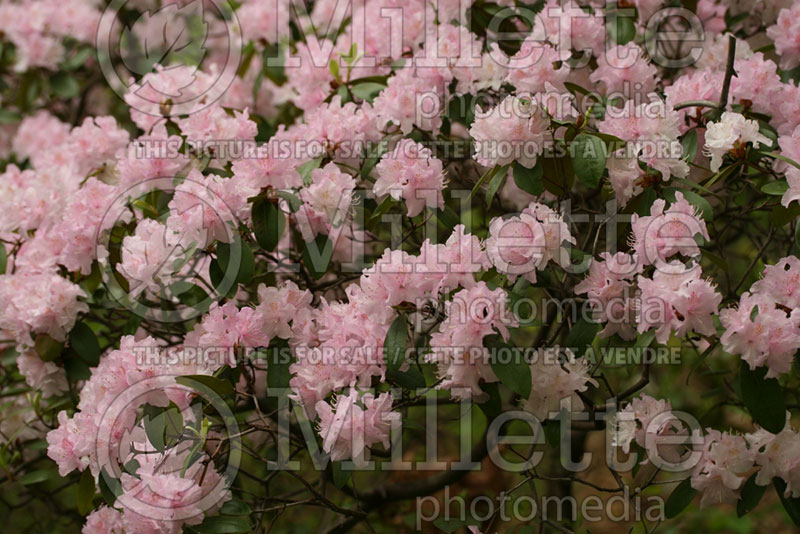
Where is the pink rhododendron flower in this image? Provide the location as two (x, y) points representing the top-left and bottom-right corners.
(374, 139), (446, 217)
(316, 389), (399, 463)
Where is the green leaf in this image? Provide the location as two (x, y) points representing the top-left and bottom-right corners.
(50, 72), (80, 99)
(485, 166), (508, 207)
(761, 180), (790, 196)
(737, 473), (766, 517)
(565, 317), (599, 358)
(176, 375), (235, 396)
(386, 366), (426, 389)
(143, 403), (184, 452)
(302, 234), (334, 279)
(35, 334), (64, 362)
(775, 478), (800, 526)
(77, 466), (96, 515)
(219, 499), (252, 516)
(329, 59), (340, 80)
(350, 82), (385, 102)
(0, 109), (22, 124)
(608, 13), (637, 45)
(64, 350), (91, 381)
(477, 381), (502, 421)
(486, 334), (531, 399)
(571, 133), (607, 189)
(331, 461), (352, 488)
(740, 360), (786, 433)
(252, 198), (284, 251)
(213, 237), (255, 287)
(664, 477), (697, 519)
(681, 128), (699, 163)
(188, 515), (251, 534)
(469, 164), (504, 201)
(0, 244), (6, 274)
(62, 47), (92, 71)
(432, 517), (481, 533)
(17, 469), (56, 485)
(297, 157), (323, 187)
(275, 190), (303, 212)
(383, 314), (408, 373)
(513, 160), (544, 196)
(69, 322), (101, 367)
(267, 338), (293, 393)
(98, 469), (122, 506)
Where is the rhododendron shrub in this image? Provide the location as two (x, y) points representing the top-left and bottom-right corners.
(4, 0), (800, 533)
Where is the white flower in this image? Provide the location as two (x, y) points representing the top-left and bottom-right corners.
(704, 111), (770, 171)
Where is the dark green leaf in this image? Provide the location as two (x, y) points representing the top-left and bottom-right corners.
(737, 473), (766, 517)
(486, 334), (531, 399)
(188, 515), (251, 534)
(775, 478), (800, 526)
(571, 133), (607, 189)
(267, 338), (293, 393)
(302, 234), (334, 279)
(331, 461), (352, 488)
(681, 128), (699, 163)
(98, 469), (122, 506)
(34, 334), (64, 362)
(608, 14), (637, 45)
(17, 469), (56, 485)
(665, 477), (697, 519)
(383, 315), (408, 373)
(513, 160), (544, 196)
(50, 72), (80, 98)
(485, 165), (508, 207)
(252, 198), (284, 251)
(740, 360), (785, 433)
(219, 499), (252, 516)
(565, 317), (599, 358)
(77, 468), (95, 514)
(176, 375), (235, 396)
(386, 366), (426, 389)
(69, 322), (101, 366)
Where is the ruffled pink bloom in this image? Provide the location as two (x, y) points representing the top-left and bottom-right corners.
(167, 169), (257, 246)
(691, 430), (754, 507)
(316, 389), (399, 463)
(374, 139), (446, 217)
(598, 99), (688, 184)
(427, 282), (518, 400)
(590, 44), (658, 98)
(574, 252), (641, 339)
(297, 162), (357, 236)
(524, 347), (597, 420)
(469, 95), (551, 169)
(720, 291), (800, 378)
(0, 272), (88, 348)
(12, 111), (70, 164)
(637, 261), (722, 344)
(630, 192), (709, 265)
(767, 3), (800, 69)
(505, 41), (570, 94)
